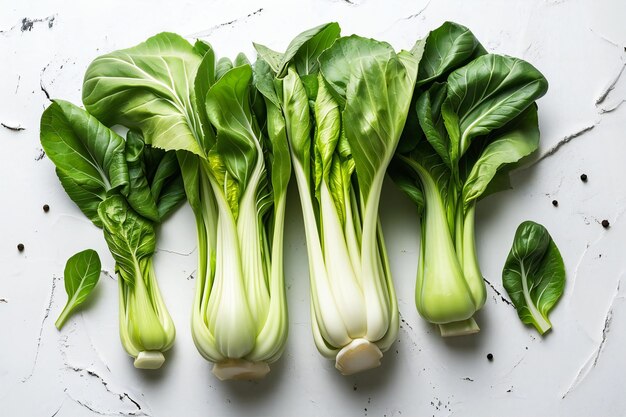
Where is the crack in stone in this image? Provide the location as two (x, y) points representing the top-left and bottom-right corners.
(402, 0), (432, 20)
(188, 8), (263, 38)
(483, 278), (514, 307)
(0, 298), (7, 303)
(15, 75), (20, 94)
(461, 377), (474, 382)
(22, 275), (59, 382)
(1, 122), (25, 131)
(40, 62), (52, 101)
(596, 63), (625, 105)
(526, 124), (596, 168)
(155, 246), (196, 256)
(562, 279), (621, 398)
(65, 366), (143, 412)
(35, 148), (46, 161)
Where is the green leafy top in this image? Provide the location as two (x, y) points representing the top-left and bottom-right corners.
(502, 221), (565, 335)
(82, 32), (206, 156)
(320, 36), (420, 202)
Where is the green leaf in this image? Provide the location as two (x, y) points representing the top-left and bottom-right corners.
(282, 68), (312, 175)
(264, 98), (291, 201)
(253, 43), (283, 73)
(40, 100), (129, 227)
(275, 22), (340, 77)
(462, 105), (539, 206)
(55, 249), (102, 330)
(216, 57), (234, 80)
(442, 54), (548, 160)
(253, 58), (280, 107)
(321, 36), (419, 202)
(205, 64), (259, 186)
(313, 74), (342, 196)
(194, 43), (217, 148)
(125, 131), (161, 222)
(82, 32), (205, 156)
(416, 83), (451, 168)
(502, 221), (565, 335)
(417, 21), (486, 87)
(98, 195), (156, 286)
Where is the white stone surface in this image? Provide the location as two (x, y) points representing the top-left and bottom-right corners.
(1, 0), (625, 416)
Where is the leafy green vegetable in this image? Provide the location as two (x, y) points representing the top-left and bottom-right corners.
(261, 23), (419, 374)
(502, 221), (565, 335)
(55, 249), (102, 330)
(391, 21), (548, 336)
(40, 100), (183, 369)
(82, 33), (291, 380)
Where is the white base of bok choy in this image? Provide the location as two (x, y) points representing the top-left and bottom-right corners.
(334, 339), (383, 375)
(267, 25), (420, 374)
(134, 351), (166, 369)
(212, 360), (271, 381)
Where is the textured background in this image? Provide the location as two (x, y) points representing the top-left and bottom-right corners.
(1, 0), (625, 416)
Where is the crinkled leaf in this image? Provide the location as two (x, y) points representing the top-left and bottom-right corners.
(40, 100), (128, 227)
(82, 32), (205, 156)
(313, 74), (341, 195)
(55, 249), (102, 330)
(502, 221), (565, 335)
(416, 83), (451, 168)
(125, 131), (161, 222)
(98, 195), (156, 286)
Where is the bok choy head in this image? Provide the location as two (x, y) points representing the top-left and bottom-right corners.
(82, 33), (291, 380)
(40, 100), (183, 368)
(255, 24), (420, 374)
(390, 22), (549, 336)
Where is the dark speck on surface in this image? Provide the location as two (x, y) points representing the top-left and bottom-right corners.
(21, 18), (34, 31)
(43, 204), (50, 213)
(602, 219), (610, 228)
(552, 200), (558, 207)
(580, 173), (588, 182)
(17, 243), (25, 252)
(487, 353), (494, 361)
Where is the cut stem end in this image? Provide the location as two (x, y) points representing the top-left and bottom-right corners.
(134, 351), (165, 369)
(438, 317), (480, 337)
(212, 359), (270, 381)
(335, 338), (383, 375)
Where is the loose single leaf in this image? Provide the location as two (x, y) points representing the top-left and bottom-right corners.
(82, 32), (205, 156)
(40, 100), (129, 227)
(55, 249), (102, 329)
(277, 22), (341, 77)
(502, 221), (565, 335)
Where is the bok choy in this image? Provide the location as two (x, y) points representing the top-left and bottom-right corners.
(40, 100), (183, 368)
(390, 22), (549, 336)
(255, 24), (420, 374)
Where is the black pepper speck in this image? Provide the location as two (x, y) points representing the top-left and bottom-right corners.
(602, 219), (610, 228)
(487, 353), (494, 361)
(17, 243), (24, 252)
(43, 204), (50, 212)
(580, 173), (588, 182)
(552, 200), (558, 207)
